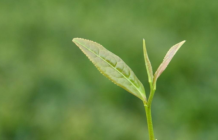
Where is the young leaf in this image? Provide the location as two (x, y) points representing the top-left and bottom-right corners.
(73, 38), (146, 101)
(153, 40), (186, 89)
(143, 39), (153, 84)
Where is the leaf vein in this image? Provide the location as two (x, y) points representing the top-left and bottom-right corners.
(75, 40), (145, 100)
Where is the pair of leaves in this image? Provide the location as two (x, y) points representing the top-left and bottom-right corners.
(143, 39), (186, 90)
(73, 38), (185, 102)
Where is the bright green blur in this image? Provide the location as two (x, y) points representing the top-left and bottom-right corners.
(0, 0), (218, 140)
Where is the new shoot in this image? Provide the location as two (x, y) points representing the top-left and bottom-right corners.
(73, 38), (185, 140)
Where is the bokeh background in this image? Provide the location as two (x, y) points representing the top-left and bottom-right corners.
(0, 0), (218, 140)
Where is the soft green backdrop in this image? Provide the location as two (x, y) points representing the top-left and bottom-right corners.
(0, 0), (218, 140)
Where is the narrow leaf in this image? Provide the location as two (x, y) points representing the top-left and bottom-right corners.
(143, 39), (153, 84)
(153, 40), (186, 89)
(73, 38), (146, 101)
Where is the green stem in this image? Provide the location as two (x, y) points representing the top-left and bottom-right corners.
(148, 88), (155, 107)
(144, 105), (155, 140)
(144, 84), (156, 140)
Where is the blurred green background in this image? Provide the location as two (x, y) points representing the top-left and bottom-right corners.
(0, 0), (218, 140)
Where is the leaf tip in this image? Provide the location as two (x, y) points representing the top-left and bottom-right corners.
(179, 40), (186, 46)
(175, 40), (186, 51)
(143, 38), (146, 44)
(143, 39), (146, 49)
(72, 38), (79, 43)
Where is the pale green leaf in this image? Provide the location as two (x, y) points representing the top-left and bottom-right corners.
(153, 40), (186, 89)
(143, 39), (153, 84)
(73, 38), (146, 101)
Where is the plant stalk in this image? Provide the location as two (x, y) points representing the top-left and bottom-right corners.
(144, 85), (156, 140)
(144, 104), (155, 140)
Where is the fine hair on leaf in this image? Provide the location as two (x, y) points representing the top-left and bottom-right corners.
(73, 38), (146, 102)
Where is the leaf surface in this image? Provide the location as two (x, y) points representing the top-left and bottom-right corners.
(153, 40), (186, 89)
(143, 39), (153, 84)
(73, 38), (146, 101)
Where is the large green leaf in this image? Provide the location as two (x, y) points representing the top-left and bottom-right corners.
(153, 40), (186, 89)
(73, 38), (146, 101)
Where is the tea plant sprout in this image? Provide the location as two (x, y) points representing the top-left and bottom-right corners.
(73, 38), (185, 140)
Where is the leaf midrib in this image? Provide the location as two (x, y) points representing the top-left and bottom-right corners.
(75, 40), (145, 100)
